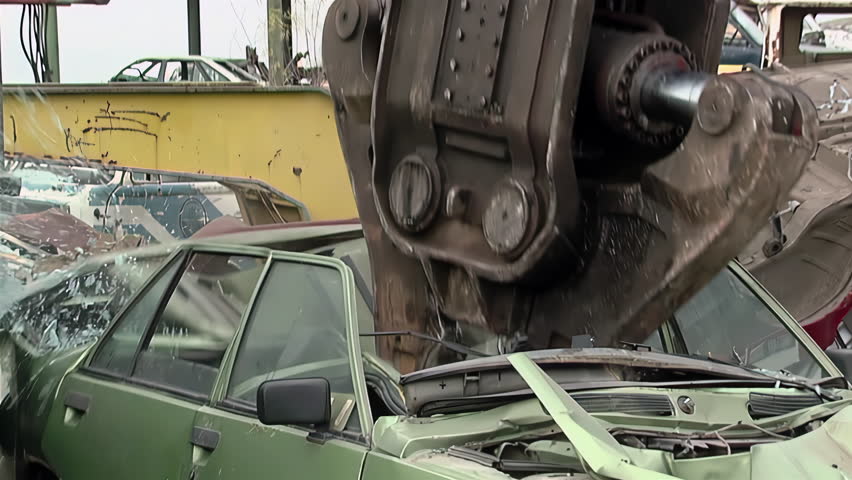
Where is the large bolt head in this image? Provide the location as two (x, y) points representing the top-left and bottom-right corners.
(483, 181), (531, 256)
(697, 81), (736, 136)
(389, 155), (438, 232)
(335, 0), (360, 40)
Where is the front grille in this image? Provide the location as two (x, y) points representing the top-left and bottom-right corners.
(571, 393), (674, 416)
(748, 392), (821, 419)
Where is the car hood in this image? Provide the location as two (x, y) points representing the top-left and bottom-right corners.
(373, 352), (852, 480)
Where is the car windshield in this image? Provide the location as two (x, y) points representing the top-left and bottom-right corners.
(664, 269), (827, 379)
(314, 238), (828, 381)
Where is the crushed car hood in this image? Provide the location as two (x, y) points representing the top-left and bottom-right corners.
(509, 353), (852, 479)
(373, 352), (852, 479)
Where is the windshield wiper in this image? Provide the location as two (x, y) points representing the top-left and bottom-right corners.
(360, 330), (488, 358)
(669, 352), (841, 402)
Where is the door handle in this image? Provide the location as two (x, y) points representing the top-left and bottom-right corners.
(190, 426), (220, 470)
(63, 391), (91, 414)
(190, 426), (220, 451)
(62, 391), (91, 427)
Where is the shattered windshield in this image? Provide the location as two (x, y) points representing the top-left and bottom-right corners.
(0, 250), (170, 353)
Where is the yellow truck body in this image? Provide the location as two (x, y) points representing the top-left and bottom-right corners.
(2, 84), (357, 221)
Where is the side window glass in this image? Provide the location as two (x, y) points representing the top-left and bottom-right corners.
(118, 61), (152, 80)
(142, 61), (162, 81)
(130, 171), (155, 183)
(164, 61), (183, 82)
(226, 261), (356, 432)
(90, 257), (183, 375)
(642, 330), (664, 352)
(673, 269), (828, 379)
(4, 254), (169, 353)
(187, 62), (209, 82)
(132, 253), (266, 398)
(200, 63), (229, 82)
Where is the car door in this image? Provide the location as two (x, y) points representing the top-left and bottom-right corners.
(189, 252), (370, 479)
(41, 246), (272, 480)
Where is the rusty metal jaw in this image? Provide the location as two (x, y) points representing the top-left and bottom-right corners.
(527, 75), (818, 347)
(323, 0), (818, 369)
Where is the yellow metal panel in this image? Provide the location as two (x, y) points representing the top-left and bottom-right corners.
(718, 64), (745, 74)
(2, 85), (357, 221)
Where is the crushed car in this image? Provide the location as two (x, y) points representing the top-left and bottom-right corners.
(109, 55), (266, 83)
(0, 0), (843, 479)
(1, 223), (850, 480)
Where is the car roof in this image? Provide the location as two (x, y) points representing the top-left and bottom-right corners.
(126, 56), (244, 63)
(73, 220), (364, 269)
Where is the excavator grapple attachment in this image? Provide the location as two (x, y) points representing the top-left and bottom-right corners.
(323, 0), (818, 371)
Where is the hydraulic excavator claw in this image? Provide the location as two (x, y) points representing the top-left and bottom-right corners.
(323, 0), (818, 372)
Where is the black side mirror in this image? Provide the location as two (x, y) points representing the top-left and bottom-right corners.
(826, 347), (852, 382)
(256, 378), (331, 427)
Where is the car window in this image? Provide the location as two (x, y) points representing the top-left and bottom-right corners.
(164, 61), (183, 82)
(187, 62), (209, 82)
(117, 60), (153, 81)
(199, 63), (229, 82)
(642, 330), (664, 352)
(132, 252), (266, 398)
(3, 253), (169, 353)
(142, 61), (162, 81)
(309, 238), (376, 354)
(215, 60), (256, 81)
(90, 256), (184, 375)
(225, 260), (357, 432)
(130, 171), (155, 183)
(672, 269), (828, 379)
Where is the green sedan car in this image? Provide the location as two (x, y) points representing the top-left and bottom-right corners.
(1, 223), (851, 480)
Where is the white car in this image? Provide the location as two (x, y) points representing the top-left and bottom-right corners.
(110, 56), (263, 83)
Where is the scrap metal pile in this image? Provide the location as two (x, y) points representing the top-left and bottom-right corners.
(0, 155), (306, 311)
(324, 0), (819, 370)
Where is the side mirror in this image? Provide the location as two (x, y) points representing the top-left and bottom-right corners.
(256, 378), (331, 427)
(825, 347), (852, 381)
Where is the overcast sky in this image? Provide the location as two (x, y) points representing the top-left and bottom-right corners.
(0, 0), (286, 84)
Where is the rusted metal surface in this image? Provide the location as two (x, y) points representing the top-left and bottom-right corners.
(736, 58), (852, 347)
(719, 4), (852, 348)
(324, 0), (818, 371)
